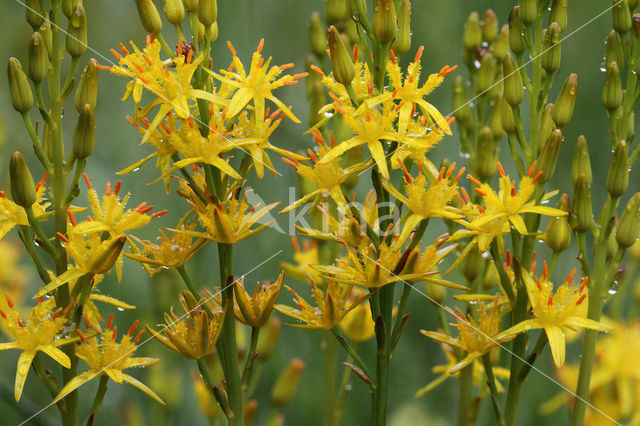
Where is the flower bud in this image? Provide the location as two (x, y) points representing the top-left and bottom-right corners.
(73, 104), (95, 159)
(519, 0), (537, 24)
(463, 12), (482, 51)
(536, 129), (563, 184)
(9, 152), (37, 208)
(271, 358), (305, 407)
(183, 0), (198, 11)
(197, 0), (217, 27)
(345, 19), (359, 45)
(602, 61), (623, 111)
(605, 30), (625, 68)
(488, 68), (504, 100)
(537, 103), (555, 155)
(8, 58), (33, 114)
(66, 5), (87, 58)
(509, 7), (527, 54)
(545, 194), (572, 252)
(613, 0), (632, 34)
(463, 246), (484, 282)
(339, 300), (374, 342)
(552, 74), (577, 127)
(257, 317), (281, 360)
(372, 0), (397, 42)
(606, 140), (629, 198)
(503, 53), (524, 106)
(28, 32), (48, 84)
(328, 26), (355, 86)
(325, 0), (348, 25)
(164, 0), (185, 25)
(616, 193), (640, 248)
(572, 135), (592, 186)
(75, 59), (99, 113)
(392, 0), (411, 55)
(309, 12), (327, 58)
(502, 95), (517, 133)
(572, 174), (592, 232)
(492, 25), (510, 61)
(549, 0), (568, 32)
(452, 76), (473, 126)
(135, 0), (163, 33)
(209, 21), (218, 42)
(425, 283), (446, 304)
(25, 0), (45, 28)
(309, 80), (326, 127)
(489, 97), (507, 140)
(477, 52), (497, 94)
(90, 235), (127, 274)
(542, 23), (562, 73)
(481, 9), (499, 42)
(473, 127), (498, 180)
(63, 0), (81, 19)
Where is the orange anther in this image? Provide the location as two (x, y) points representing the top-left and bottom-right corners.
(151, 209), (168, 218)
(257, 38), (265, 52)
(446, 162), (456, 178)
(290, 237), (300, 252)
(67, 210), (77, 226)
(497, 161), (505, 177)
(110, 48), (122, 60)
(282, 157), (299, 168)
(543, 260), (549, 279)
(5, 293), (13, 308)
(139, 205), (155, 214)
(389, 49), (396, 64)
(119, 42), (130, 55)
(548, 295), (554, 306)
(531, 170), (543, 184)
(455, 192), (464, 205)
(579, 276), (588, 293)
(280, 63), (295, 70)
(414, 46), (424, 62)
(466, 174), (482, 186)
(307, 148), (318, 162)
(455, 167), (466, 183)
(114, 180), (122, 195)
(186, 49), (193, 64)
(112, 326), (118, 340)
(528, 161), (537, 177)
(105, 181), (112, 195)
(535, 276), (542, 290)
(56, 232), (69, 243)
(77, 329), (87, 343)
(576, 294), (586, 306)
(353, 44), (359, 62)
(127, 320), (139, 335)
(474, 188), (487, 196)
(177, 40), (183, 56)
(227, 40), (237, 56)
(438, 64), (458, 77)
(330, 130), (336, 147)
(506, 249), (512, 266)
(96, 64), (111, 71)
(437, 166), (445, 181)
(142, 53), (153, 66)
(63, 301), (75, 316)
(51, 307), (62, 321)
(106, 313), (114, 329)
(310, 64), (325, 76)
(35, 172), (48, 191)
(133, 329), (145, 343)
(0, 310), (6, 319)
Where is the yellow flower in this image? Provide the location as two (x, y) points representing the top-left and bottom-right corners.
(421, 296), (515, 373)
(497, 268), (613, 367)
(53, 318), (164, 405)
(0, 297), (78, 401)
(339, 288), (375, 342)
(280, 238), (323, 284)
(234, 271), (284, 327)
(0, 175), (51, 240)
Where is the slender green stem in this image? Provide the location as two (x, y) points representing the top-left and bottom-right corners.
(241, 327), (260, 392)
(482, 354), (505, 426)
(21, 112), (53, 171)
(331, 329), (374, 385)
(333, 358), (354, 426)
(197, 358), (218, 390)
(18, 225), (51, 283)
(85, 376), (108, 423)
(32, 353), (60, 399)
(323, 331), (338, 426)
(157, 33), (176, 58)
(458, 364), (473, 426)
(60, 56), (79, 100)
(517, 331), (547, 384)
(25, 206), (55, 253)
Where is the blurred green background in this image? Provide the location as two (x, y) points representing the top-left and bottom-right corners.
(0, 1), (634, 425)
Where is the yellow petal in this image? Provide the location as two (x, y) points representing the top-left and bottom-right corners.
(508, 214), (528, 235)
(121, 372), (165, 404)
(449, 352), (481, 374)
(414, 372), (449, 398)
(14, 351), (36, 401)
(52, 371), (98, 405)
(35, 268), (86, 298)
(545, 326), (566, 368)
(40, 346), (71, 369)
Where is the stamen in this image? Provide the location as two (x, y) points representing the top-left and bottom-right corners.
(474, 188), (487, 196)
(353, 44), (359, 62)
(112, 326), (118, 340)
(291, 237), (300, 252)
(114, 180), (122, 195)
(543, 260), (549, 279)
(67, 211), (77, 226)
(310, 64), (325, 76)
(414, 46), (424, 62)
(528, 161), (537, 177)
(151, 210), (168, 218)
(227, 40), (237, 56)
(105, 181), (111, 195)
(35, 172), (48, 191)
(576, 294), (586, 305)
(330, 130), (336, 147)
(56, 232), (70, 243)
(110, 48), (122, 60)
(455, 167), (466, 183)
(77, 329), (87, 343)
(106, 313), (114, 329)
(389, 49), (396, 64)
(548, 295), (553, 306)
(497, 161), (505, 177)
(119, 42), (129, 55)
(282, 157), (299, 168)
(565, 267), (577, 284)
(257, 38), (265, 52)
(127, 320), (139, 335)
(133, 329), (145, 343)
(5, 293), (14, 308)
(531, 170), (543, 184)
(460, 187), (471, 203)
(579, 276), (588, 292)
(466, 174), (482, 186)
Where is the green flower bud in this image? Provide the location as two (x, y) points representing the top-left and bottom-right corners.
(489, 97), (507, 140)
(74, 59), (99, 113)
(492, 25), (510, 61)
(309, 12), (327, 58)
(183, 0), (198, 11)
(542, 23), (562, 72)
(607, 140), (629, 198)
(392, 0), (411, 55)
(66, 5), (87, 58)
(328, 26), (355, 86)
(552, 74), (578, 127)
(503, 53), (524, 106)
(345, 19), (359, 45)
(28, 32), (48, 84)
(8, 58), (33, 114)
(164, 0), (185, 25)
(477, 53), (497, 94)
(425, 282), (446, 304)
(73, 104), (95, 159)
(473, 127), (498, 180)
(482, 9), (499, 42)
(572, 135), (592, 186)
(372, 0), (397, 42)
(325, 0), (348, 25)
(487, 68), (504, 100)
(606, 30), (625, 68)
(463, 245), (484, 282)
(309, 80), (326, 127)
(257, 317), (281, 360)
(545, 194), (572, 252)
(502, 95), (516, 133)
(38, 17), (53, 59)
(135, 0), (163, 33)
(616, 193), (640, 248)
(9, 152), (37, 208)
(519, 0), (537, 24)
(606, 229), (618, 262)
(25, 0), (45, 28)
(537, 103), (555, 155)
(572, 174), (593, 232)
(631, 16), (640, 74)
(603, 61), (623, 111)
(271, 358), (305, 407)
(536, 129), (563, 183)
(630, 0), (639, 10)
(209, 21), (218, 42)
(549, 0), (568, 32)
(463, 12), (482, 51)
(89, 235), (127, 274)
(452, 75), (472, 126)
(63, 0), (81, 19)
(197, 0), (217, 28)
(509, 7), (527, 55)
(613, 0), (632, 34)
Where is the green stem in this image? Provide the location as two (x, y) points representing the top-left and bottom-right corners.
(516, 331), (547, 384)
(60, 56), (79, 100)
(18, 225), (51, 283)
(85, 376), (108, 423)
(32, 353), (60, 399)
(323, 331), (338, 426)
(21, 112), (53, 171)
(458, 364), (473, 426)
(481, 354), (505, 426)
(176, 265), (214, 316)
(241, 327), (260, 392)
(331, 329), (374, 385)
(156, 33), (176, 58)
(197, 358), (218, 390)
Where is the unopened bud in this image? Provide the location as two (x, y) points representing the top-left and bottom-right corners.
(452, 76), (473, 126)
(257, 317), (281, 360)
(328, 26), (355, 85)
(613, 0), (632, 34)
(502, 95), (517, 133)
(492, 25), (510, 61)
(509, 7), (527, 54)
(463, 12), (482, 51)
(209, 21), (218, 42)
(90, 235), (127, 274)
(271, 358), (305, 407)
(545, 194), (572, 251)
(164, 0), (185, 25)
(477, 52), (497, 94)
(73, 104), (95, 159)
(8, 58), (33, 114)
(536, 129), (563, 183)
(28, 32), (48, 84)
(616, 193), (640, 248)
(392, 0), (411, 55)
(309, 12), (327, 58)
(183, 0), (198, 12)
(425, 283), (446, 304)
(488, 68), (503, 100)
(537, 103), (555, 155)
(606, 140), (629, 198)
(63, 0), (81, 19)
(463, 247), (484, 282)
(25, 0), (45, 28)
(552, 74), (577, 127)
(573, 174), (592, 232)
(606, 30), (625, 68)
(473, 127), (498, 180)
(197, 0), (217, 28)
(519, 0), (537, 24)
(39, 18), (53, 59)
(325, 0), (348, 25)
(503, 53), (524, 106)
(9, 152), (37, 208)
(372, 0), (397, 42)
(75, 59), (99, 113)
(135, 0), (163, 33)
(482, 9), (499, 42)
(572, 136), (592, 186)
(66, 5), (87, 57)
(542, 23), (562, 72)
(489, 97), (507, 139)
(549, 0), (568, 32)
(603, 61), (623, 111)
(309, 80), (326, 127)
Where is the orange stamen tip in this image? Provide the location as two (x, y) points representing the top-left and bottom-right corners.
(548, 295), (554, 306)
(474, 188), (487, 196)
(528, 161), (537, 177)
(497, 161), (505, 177)
(110, 48), (122, 60)
(461, 187), (471, 203)
(446, 116), (456, 125)
(576, 294), (587, 306)
(455, 167), (466, 183)
(282, 157), (299, 168)
(106, 313), (114, 330)
(151, 209), (168, 218)
(437, 167), (445, 181)
(128, 320), (139, 335)
(51, 307), (62, 321)
(139, 205), (155, 214)
(310, 64), (325, 77)
(186, 49), (193, 64)
(438, 64), (458, 77)
(63, 301), (74, 316)
(56, 232), (69, 243)
(119, 42), (130, 55)
(257, 38), (265, 52)
(84, 315), (90, 330)
(77, 329), (86, 343)
(227, 40), (237, 56)
(37, 295), (43, 304)
(112, 326), (118, 340)
(307, 148), (319, 162)
(353, 44), (359, 62)
(17, 318), (24, 327)
(133, 329), (145, 343)
(5, 293), (14, 308)
(466, 174), (482, 186)
(279, 63), (295, 71)
(506, 249), (512, 265)
(389, 49), (397, 64)
(290, 237), (300, 252)
(67, 210), (77, 226)
(414, 46), (425, 62)
(579, 277), (588, 292)
(114, 180), (122, 195)
(543, 261), (549, 279)
(446, 162), (456, 178)
(532, 171), (543, 184)
(0, 310), (6, 319)
(105, 181), (112, 195)
(330, 130), (336, 147)
(142, 53), (153, 66)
